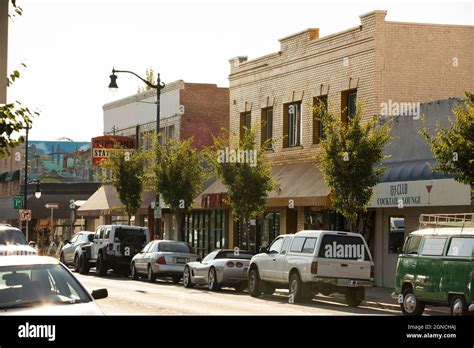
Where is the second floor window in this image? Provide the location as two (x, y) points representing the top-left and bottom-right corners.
(341, 89), (357, 123)
(240, 112), (251, 140)
(285, 102), (301, 147)
(261, 108), (273, 149)
(313, 95), (328, 144)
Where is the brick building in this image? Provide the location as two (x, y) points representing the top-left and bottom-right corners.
(198, 10), (473, 255)
(79, 80), (229, 252)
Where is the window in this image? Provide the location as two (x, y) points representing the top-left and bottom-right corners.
(341, 89), (357, 123)
(240, 112), (251, 140)
(268, 237), (284, 253)
(280, 237), (291, 255)
(284, 102), (302, 147)
(261, 108), (273, 149)
(447, 238), (474, 257)
(389, 217), (405, 254)
(158, 242), (195, 254)
(99, 228), (104, 239)
(290, 237), (306, 252)
(420, 238), (447, 256)
(203, 250), (219, 262)
(313, 96), (327, 144)
(403, 236), (421, 254)
(318, 235), (370, 260)
(302, 238), (317, 253)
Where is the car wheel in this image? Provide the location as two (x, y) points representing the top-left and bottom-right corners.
(147, 265), (156, 282)
(289, 273), (305, 303)
(183, 266), (194, 288)
(78, 254), (90, 274)
(248, 268), (261, 298)
(95, 253), (107, 277)
(401, 288), (425, 316)
(73, 254), (80, 272)
(131, 263), (139, 280)
(345, 287), (363, 307)
(60, 252), (66, 265)
(450, 295), (468, 316)
(208, 267), (219, 291)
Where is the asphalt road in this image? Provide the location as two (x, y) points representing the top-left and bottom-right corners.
(74, 270), (399, 315)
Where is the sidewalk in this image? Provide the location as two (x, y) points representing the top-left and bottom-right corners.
(276, 287), (451, 315)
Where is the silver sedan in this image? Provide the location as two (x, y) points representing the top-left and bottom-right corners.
(131, 240), (200, 283)
(183, 249), (253, 292)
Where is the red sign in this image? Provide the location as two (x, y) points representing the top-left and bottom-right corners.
(201, 193), (228, 208)
(91, 136), (135, 165)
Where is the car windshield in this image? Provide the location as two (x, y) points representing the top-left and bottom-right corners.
(114, 228), (146, 244)
(158, 242), (195, 254)
(216, 251), (253, 260)
(0, 263), (91, 310)
(0, 229), (28, 246)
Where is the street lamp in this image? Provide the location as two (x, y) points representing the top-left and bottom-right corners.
(108, 68), (165, 239)
(34, 180), (41, 199)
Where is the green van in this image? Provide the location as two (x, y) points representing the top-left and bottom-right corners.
(393, 216), (474, 316)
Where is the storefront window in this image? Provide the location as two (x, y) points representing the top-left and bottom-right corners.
(304, 209), (323, 230)
(389, 216), (405, 254)
(184, 210), (227, 257)
(237, 212), (280, 253)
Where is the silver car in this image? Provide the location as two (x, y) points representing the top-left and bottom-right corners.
(60, 231), (94, 272)
(183, 249), (254, 292)
(131, 240), (199, 283)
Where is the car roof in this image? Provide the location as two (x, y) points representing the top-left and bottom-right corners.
(410, 228), (474, 236)
(0, 255), (59, 267)
(295, 230), (363, 238)
(0, 225), (22, 232)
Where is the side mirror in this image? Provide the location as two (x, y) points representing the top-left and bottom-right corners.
(196, 257), (202, 262)
(259, 246), (268, 253)
(91, 288), (108, 300)
(64, 240), (70, 245)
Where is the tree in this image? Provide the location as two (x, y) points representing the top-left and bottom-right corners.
(150, 136), (207, 241)
(1, 2), (38, 157)
(418, 92), (474, 186)
(207, 127), (278, 224)
(315, 102), (392, 233)
(101, 150), (146, 225)
(136, 67), (156, 93)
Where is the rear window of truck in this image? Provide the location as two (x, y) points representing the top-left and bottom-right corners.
(114, 228), (147, 244)
(317, 235), (370, 261)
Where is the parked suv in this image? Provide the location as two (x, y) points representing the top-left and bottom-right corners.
(59, 231), (94, 271)
(0, 224), (37, 256)
(248, 230), (374, 306)
(393, 226), (474, 316)
(78, 225), (149, 277)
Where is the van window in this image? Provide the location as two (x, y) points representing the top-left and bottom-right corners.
(105, 228), (110, 239)
(318, 235), (370, 261)
(302, 238), (317, 253)
(447, 238), (474, 257)
(404, 236), (421, 254)
(290, 237), (306, 252)
(420, 238), (447, 256)
(99, 228), (104, 239)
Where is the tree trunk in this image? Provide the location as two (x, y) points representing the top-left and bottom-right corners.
(176, 209), (184, 241)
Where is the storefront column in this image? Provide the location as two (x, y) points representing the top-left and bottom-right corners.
(297, 206), (305, 232)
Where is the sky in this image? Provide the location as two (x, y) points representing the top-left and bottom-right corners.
(6, 0), (473, 141)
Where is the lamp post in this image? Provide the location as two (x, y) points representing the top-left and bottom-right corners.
(108, 68), (165, 239)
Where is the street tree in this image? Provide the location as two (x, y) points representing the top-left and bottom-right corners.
(136, 67), (156, 93)
(418, 92), (474, 186)
(101, 149), (146, 225)
(315, 102), (392, 234)
(150, 136), (207, 241)
(207, 127), (278, 225)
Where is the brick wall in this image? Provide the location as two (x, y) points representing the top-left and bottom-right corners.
(179, 83), (229, 150)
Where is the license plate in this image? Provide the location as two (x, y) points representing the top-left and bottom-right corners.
(175, 257), (186, 264)
(337, 279), (358, 286)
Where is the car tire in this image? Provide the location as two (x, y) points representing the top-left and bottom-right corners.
(60, 252), (66, 265)
(289, 273), (305, 303)
(73, 254), (80, 272)
(248, 268), (262, 298)
(78, 254), (90, 275)
(95, 253), (107, 277)
(208, 267), (220, 291)
(131, 263), (139, 280)
(345, 287), (363, 307)
(401, 288), (425, 316)
(147, 265), (156, 282)
(450, 295), (468, 316)
(183, 266), (194, 288)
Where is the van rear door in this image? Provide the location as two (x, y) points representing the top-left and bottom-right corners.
(316, 233), (372, 280)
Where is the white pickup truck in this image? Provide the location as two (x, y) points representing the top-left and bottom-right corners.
(248, 230), (374, 306)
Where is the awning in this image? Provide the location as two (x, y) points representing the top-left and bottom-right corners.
(5, 170), (20, 182)
(379, 159), (453, 182)
(77, 185), (155, 217)
(193, 162), (329, 208)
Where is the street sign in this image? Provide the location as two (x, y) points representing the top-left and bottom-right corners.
(154, 207), (162, 219)
(45, 203), (59, 209)
(13, 195), (24, 209)
(19, 209), (31, 221)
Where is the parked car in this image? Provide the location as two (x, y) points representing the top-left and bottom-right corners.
(248, 230), (374, 306)
(183, 249), (253, 292)
(78, 225), (149, 277)
(59, 231), (94, 271)
(0, 224), (37, 256)
(393, 227), (474, 316)
(0, 255), (107, 315)
(131, 240), (200, 283)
